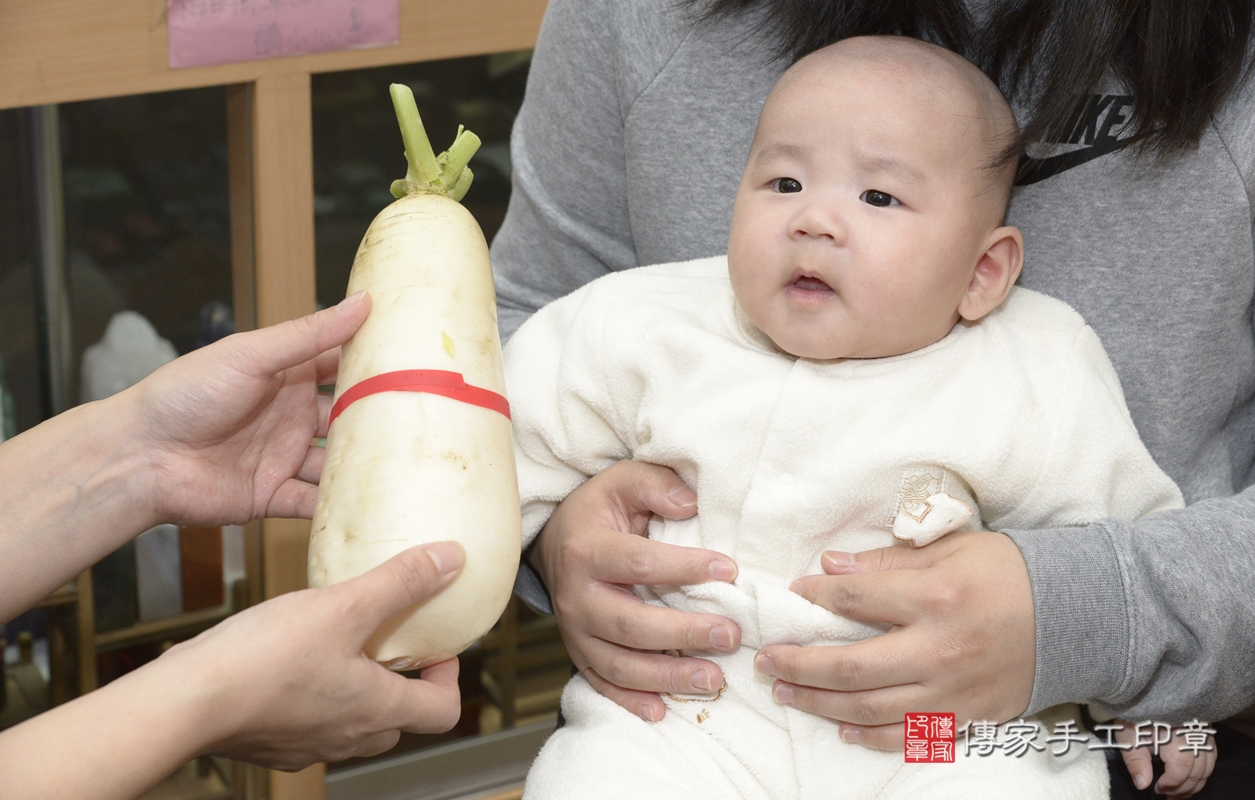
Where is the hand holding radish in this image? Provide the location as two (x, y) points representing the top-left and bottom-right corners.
(132, 291), (373, 529)
(0, 543), (464, 800)
(160, 542), (466, 770)
(0, 294), (373, 623)
(0, 295), (469, 797)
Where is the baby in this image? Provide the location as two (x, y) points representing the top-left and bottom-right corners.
(505, 36), (1207, 799)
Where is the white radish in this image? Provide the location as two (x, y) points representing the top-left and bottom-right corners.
(308, 84), (520, 671)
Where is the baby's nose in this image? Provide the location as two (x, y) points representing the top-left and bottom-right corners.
(790, 203), (846, 243)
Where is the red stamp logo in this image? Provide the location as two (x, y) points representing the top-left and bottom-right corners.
(905, 713), (956, 763)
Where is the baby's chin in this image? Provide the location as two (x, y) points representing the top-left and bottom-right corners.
(746, 299), (919, 360)
(764, 331), (856, 360)
(765, 327), (931, 361)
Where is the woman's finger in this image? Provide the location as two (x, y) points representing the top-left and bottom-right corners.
(576, 583), (739, 654)
(417, 656), (461, 692)
(580, 667), (668, 722)
(756, 631), (919, 694)
(836, 721), (905, 752)
(579, 635), (724, 696)
(335, 542), (464, 636)
(584, 533), (737, 587)
(393, 659), (462, 734)
(820, 543), (941, 575)
(314, 347), (341, 387)
(597, 460), (699, 522)
(296, 444), (325, 485)
(315, 394), (334, 439)
(264, 477), (319, 520)
(770, 677), (926, 729)
(790, 570), (923, 626)
(238, 292), (370, 378)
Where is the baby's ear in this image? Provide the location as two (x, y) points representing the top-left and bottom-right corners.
(958, 226), (1024, 322)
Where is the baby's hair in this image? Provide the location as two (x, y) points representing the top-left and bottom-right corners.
(787, 36), (1019, 224)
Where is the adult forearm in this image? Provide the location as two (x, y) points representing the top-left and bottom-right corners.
(0, 657), (210, 800)
(0, 395), (158, 621)
(1008, 490), (1255, 722)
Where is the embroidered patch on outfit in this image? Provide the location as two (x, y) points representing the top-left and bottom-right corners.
(889, 467), (948, 525)
(888, 467), (976, 547)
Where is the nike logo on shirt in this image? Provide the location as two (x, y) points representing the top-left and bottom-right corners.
(1016, 94), (1134, 186)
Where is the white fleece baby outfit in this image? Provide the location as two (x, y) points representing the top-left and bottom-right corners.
(505, 257), (1184, 800)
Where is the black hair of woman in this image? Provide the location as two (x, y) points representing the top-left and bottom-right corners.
(689, 0), (1255, 164)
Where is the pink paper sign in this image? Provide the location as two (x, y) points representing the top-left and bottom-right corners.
(168, 0), (399, 70)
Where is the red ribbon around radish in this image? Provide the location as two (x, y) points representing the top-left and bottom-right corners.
(328, 369), (511, 428)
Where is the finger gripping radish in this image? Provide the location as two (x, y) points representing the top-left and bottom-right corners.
(308, 84), (521, 670)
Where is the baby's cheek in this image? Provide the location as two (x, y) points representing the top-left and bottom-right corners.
(727, 258), (771, 319)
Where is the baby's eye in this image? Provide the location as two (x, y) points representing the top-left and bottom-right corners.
(773, 177), (803, 194)
(860, 190), (900, 207)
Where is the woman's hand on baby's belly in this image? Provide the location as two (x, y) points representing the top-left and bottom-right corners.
(753, 530), (1035, 752)
(531, 460), (743, 723)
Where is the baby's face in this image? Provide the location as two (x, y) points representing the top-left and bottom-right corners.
(728, 56), (1003, 360)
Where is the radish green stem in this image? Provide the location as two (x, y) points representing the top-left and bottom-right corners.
(390, 84), (439, 186)
(389, 83), (481, 201)
(441, 126), (482, 186)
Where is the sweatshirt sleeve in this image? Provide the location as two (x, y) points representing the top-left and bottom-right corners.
(1003, 331), (1255, 722)
(489, 0), (639, 341)
(1009, 496), (1255, 724)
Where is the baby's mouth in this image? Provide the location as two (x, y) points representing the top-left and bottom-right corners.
(789, 273), (834, 293)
